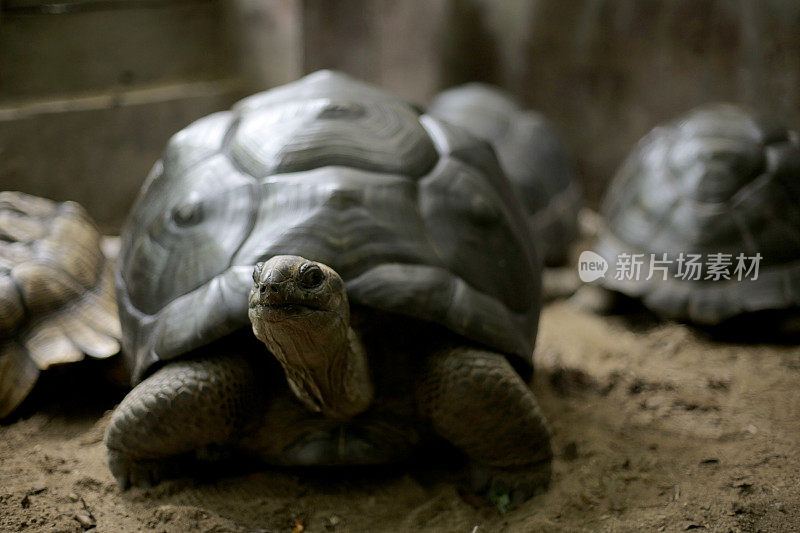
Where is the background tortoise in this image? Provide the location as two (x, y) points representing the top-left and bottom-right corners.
(105, 70), (552, 504)
(0, 192), (120, 419)
(595, 103), (800, 325)
(429, 83), (581, 266)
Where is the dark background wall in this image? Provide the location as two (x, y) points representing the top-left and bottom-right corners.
(2, 0), (799, 230)
(0, 0), (248, 231)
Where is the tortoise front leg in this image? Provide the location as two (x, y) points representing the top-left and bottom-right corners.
(416, 347), (552, 505)
(104, 353), (258, 488)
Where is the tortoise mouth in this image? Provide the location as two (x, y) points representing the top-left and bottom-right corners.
(255, 301), (328, 318)
(262, 302), (319, 310)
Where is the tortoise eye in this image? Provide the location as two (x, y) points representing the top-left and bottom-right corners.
(170, 202), (203, 227)
(298, 262), (324, 289)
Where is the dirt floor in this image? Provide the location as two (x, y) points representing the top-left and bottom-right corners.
(1, 298), (799, 532)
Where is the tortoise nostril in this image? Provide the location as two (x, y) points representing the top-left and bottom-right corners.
(259, 285), (267, 294)
(270, 283), (280, 293)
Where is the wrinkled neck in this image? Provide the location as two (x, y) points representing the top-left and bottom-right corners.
(253, 310), (374, 419)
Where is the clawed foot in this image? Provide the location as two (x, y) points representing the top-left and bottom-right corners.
(469, 460), (552, 513)
(107, 450), (177, 489)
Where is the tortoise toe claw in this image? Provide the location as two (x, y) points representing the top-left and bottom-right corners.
(469, 460), (551, 512)
(107, 451), (168, 489)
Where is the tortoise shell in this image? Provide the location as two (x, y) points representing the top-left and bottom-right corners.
(117, 71), (541, 383)
(429, 83), (581, 266)
(597, 103), (800, 324)
(0, 192), (120, 418)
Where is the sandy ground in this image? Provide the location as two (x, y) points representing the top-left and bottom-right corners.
(1, 298), (799, 532)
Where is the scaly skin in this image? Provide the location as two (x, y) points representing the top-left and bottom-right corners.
(417, 347), (552, 501)
(104, 354), (258, 488)
(105, 344), (552, 501)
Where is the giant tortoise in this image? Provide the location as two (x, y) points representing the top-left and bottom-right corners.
(104, 71), (552, 504)
(429, 83), (581, 266)
(0, 192), (120, 419)
(594, 103), (800, 325)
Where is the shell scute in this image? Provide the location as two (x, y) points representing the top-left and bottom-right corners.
(419, 157), (536, 314)
(231, 99), (437, 179)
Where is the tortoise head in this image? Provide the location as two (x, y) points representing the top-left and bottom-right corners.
(248, 255), (372, 419)
(249, 255), (348, 321)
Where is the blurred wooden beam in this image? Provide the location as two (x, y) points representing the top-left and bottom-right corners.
(0, 80), (244, 232)
(0, 0), (236, 101)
